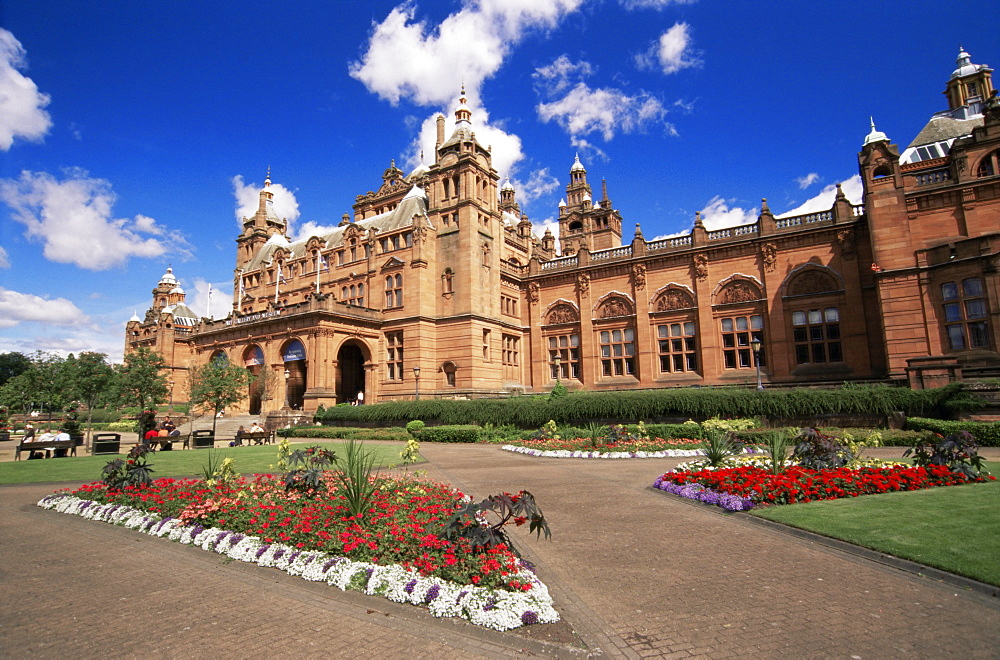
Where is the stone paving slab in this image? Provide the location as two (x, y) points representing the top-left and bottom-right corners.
(2, 445), (999, 659)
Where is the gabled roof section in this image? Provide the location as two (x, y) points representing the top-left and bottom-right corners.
(242, 187), (432, 272)
(380, 256), (405, 270)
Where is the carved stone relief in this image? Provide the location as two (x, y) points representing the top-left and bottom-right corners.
(788, 270), (838, 296)
(577, 273), (590, 297)
(761, 243), (777, 272)
(599, 297), (633, 319)
(631, 263), (646, 289)
(720, 281), (761, 304)
(655, 289), (694, 312)
(527, 281), (540, 304)
(693, 253), (708, 281)
(547, 303), (579, 325)
(836, 230), (856, 260)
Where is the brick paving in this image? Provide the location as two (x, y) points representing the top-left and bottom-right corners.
(1, 444), (998, 659)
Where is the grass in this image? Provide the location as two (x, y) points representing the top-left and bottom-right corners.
(0, 442), (417, 485)
(751, 461), (1000, 586)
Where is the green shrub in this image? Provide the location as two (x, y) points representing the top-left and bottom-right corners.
(406, 420), (425, 436)
(87, 408), (122, 423)
(106, 420), (138, 433)
(418, 425), (481, 443)
(646, 423), (704, 440)
(313, 384), (977, 428)
(277, 426), (409, 441)
(904, 417), (1000, 447)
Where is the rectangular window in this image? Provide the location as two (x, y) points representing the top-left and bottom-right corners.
(483, 329), (491, 362)
(657, 321), (698, 374)
(791, 307), (841, 364)
(502, 334), (519, 366)
(600, 328), (635, 377)
(385, 331), (404, 380)
(942, 278), (991, 350)
(720, 315), (764, 370)
(547, 333), (581, 380)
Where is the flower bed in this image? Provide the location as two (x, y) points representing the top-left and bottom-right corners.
(655, 464), (995, 508)
(38, 474), (558, 630)
(499, 435), (752, 459)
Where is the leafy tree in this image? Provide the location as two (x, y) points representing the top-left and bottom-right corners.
(0, 351), (31, 387)
(65, 352), (116, 442)
(255, 366), (279, 414)
(188, 358), (253, 436)
(0, 353), (68, 422)
(115, 347), (169, 414)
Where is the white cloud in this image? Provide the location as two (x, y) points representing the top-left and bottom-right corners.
(0, 169), (191, 270)
(295, 221), (340, 241)
(517, 168), (560, 203)
(796, 172), (820, 189)
(184, 278), (232, 320)
(698, 196), (758, 230)
(779, 175), (863, 217)
(0, 29), (52, 150)
(636, 22), (701, 75)
(232, 175), (301, 234)
(0, 245), (9, 268)
(0, 286), (87, 329)
(620, 0), (698, 9)
(350, 0), (584, 107)
(537, 81), (671, 142)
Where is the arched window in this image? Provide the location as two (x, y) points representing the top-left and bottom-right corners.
(976, 149), (999, 178)
(385, 274), (402, 308)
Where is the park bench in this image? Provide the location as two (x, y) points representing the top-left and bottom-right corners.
(15, 438), (77, 460)
(234, 430), (274, 446)
(142, 434), (189, 451)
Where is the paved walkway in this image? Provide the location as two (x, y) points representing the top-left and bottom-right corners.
(1, 445), (998, 658)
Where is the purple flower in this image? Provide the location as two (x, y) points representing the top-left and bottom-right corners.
(322, 557), (340, 573)
(255, 545), (270, 559)
(483, 597), (497, 611)
(404, 579), (417, 594)
(424, 584), (440, 603)
(521, 610), (539, 625)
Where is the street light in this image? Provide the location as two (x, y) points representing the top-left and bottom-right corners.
(750, 338), (764, 391)
(283, 368), (291, 408)
(413, 366), (421, 400)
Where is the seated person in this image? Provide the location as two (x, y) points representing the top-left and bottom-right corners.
(54, 429), (71, 457)
(23, 424), (36, 442)
(144, 426), (160, 448)
(233, 425), (247, 446)
(249, 422), (264, 433)
(31, 428), (55, 459)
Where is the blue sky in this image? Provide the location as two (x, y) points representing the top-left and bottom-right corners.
(1, 0), (997, 361)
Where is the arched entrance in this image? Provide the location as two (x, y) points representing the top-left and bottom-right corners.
(243, 345), (265, 415)
(337, 341), (367, 404)
(282, 339), (307, 410)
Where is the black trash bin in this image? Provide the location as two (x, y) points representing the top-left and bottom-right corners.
(191, 430), (215, 448)
(92, 433), (122, 455)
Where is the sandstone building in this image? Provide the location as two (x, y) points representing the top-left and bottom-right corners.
(126, 51), (1000, 413)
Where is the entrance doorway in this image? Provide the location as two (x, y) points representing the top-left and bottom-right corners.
(282, 339), (307, 410)
(243, 345), (265, 415)
(337, 342), (366, 404)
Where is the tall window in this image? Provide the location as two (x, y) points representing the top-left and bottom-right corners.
(385, 332), (404, 380)
(502, 334), (519, 366)
(548, 334), (580, 380)
(385, 274), (402, 308)
(657, 322), (698, 373)
(942, 278), (990, 349)
(792, 308), (842, 364)
(482, 329), (491, 362)
(501, 294), (517, 317)
(720, 315), (764, 369)
(599, 328), (635, 376)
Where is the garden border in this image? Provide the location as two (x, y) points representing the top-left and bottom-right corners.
(649, 486), (1000, 603)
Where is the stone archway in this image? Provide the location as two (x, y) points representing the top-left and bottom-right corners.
(243, 345), (265, 415)
(281, 339), (307, 410)
(337, 341), (367, 404)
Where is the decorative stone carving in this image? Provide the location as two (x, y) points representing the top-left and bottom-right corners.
(788, 270), (838, 296)
(693, 253), (708, 281)
(836, 230), (855, 260)
(720, 280), (761, 304)
(547, 303), (578, 325)
(655, 289), (694, 312)
(761, 243), (777, 272)
(577, 273), (590, 297)
(631, 263), (646, 289)
(599, 297), (633, 319)
(527, 281), (540, 304)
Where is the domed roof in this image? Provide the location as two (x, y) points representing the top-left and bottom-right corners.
(159, 267), (178, 286)
(951, 47), (987, 80)
(570, 154), (585, 172)
(172, 285), (185, 295)
(128, 311), (141, 323)
(862, 117), (889, 146)
(501, 176), (515, 191)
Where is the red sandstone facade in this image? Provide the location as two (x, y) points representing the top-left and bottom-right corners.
(126, 51), (1000, 413)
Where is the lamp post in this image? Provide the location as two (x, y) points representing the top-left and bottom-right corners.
(283, 368), (291, 409)
(413, 366), (421, 401)
(750, 338), (764, 391)
(167, 380), (174, 409)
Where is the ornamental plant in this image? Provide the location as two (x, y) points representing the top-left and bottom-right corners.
(903, 430), (988, 478)
(405, 419), (425, 436)
(791, 427), (855, 469)
(701, 426), (737, 467)
(331, 437), (381, 518)
(441, 490), (551, 551)
(102, 444), (154, 489)
(762, 429), (793, 476)
(399, 437), (420, 469)
(283, 446), (338, 496)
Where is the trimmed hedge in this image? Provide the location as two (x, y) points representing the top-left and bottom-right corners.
(277, 426), (409, 441)
(416, 425), (481, 443)
(904, 417), (1000, 447)
(314, 384), (981, 428)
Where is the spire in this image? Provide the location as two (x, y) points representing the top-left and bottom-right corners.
(570, 153), (585, 172)
(634, 223), (644, 241)
(862, 117), (889, 146)
(455, 84), (472, 126)
(835, 182), (846, 200)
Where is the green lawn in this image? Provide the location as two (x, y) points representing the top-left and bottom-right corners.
(751, 461), (1000, 586)
(0, 442), (416, 485)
